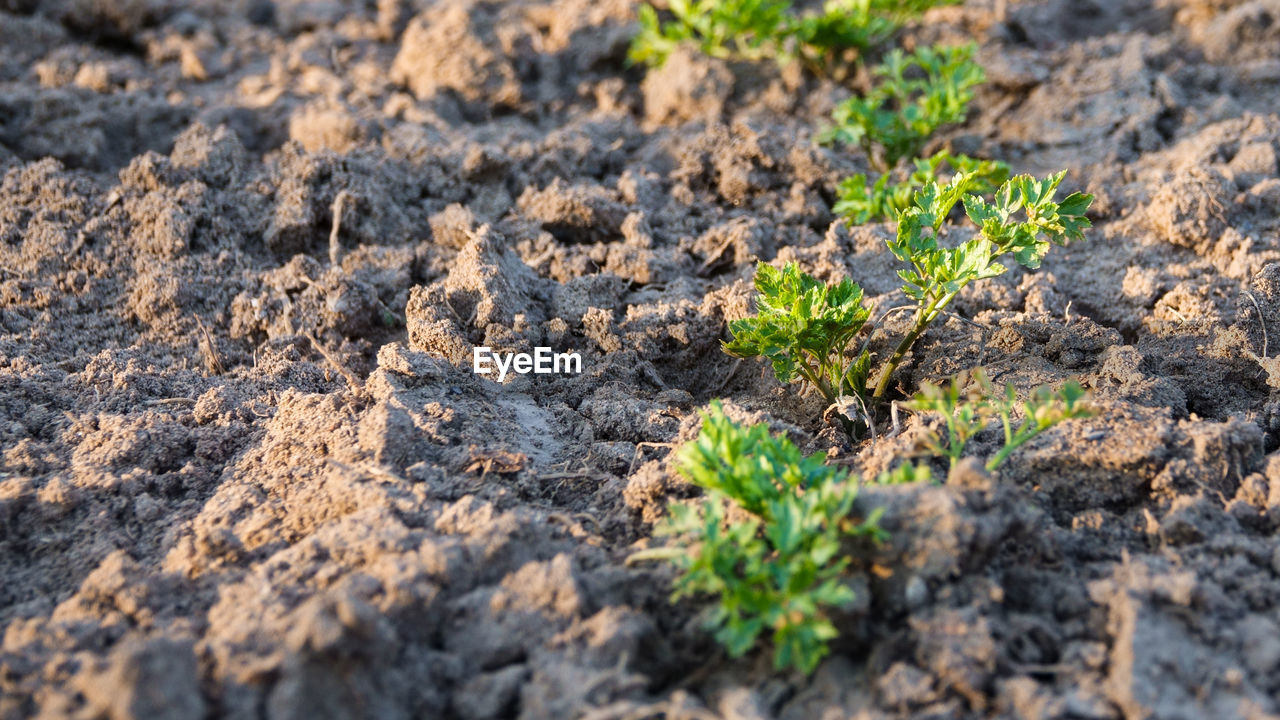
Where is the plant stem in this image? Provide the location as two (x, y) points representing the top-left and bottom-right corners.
(872, 316), (925, 399)
(989, 421), (1046, 470)
(871, 291), (957, 399)
(986, 440), (1020, 472)
(946, 417), (963, 469)
(798, 363), (835, 405)
(625, 546), (688, 565)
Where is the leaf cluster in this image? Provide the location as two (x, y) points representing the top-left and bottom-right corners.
(834, 149), (1009, 226)
(823, 44), (985, 170)
(874, 461), (933, 485)
(643, 402), (884, 673)
(890, 170), (1094, 308)
(630, 0), (789, 67)
(629, 0), (959, 72)
(870, 170), (1093, 398)
(724, 262), (872, 406)
(723, 172), (1093, 413)
(907, 369), (1095, 471)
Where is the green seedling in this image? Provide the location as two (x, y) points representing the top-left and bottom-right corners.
(630, 401), (885, 673)
(906, 371), (989, 468)
(724, 262), (872, 407)
(871, 170), (1094, 399)
(791, 0), (966, 75)
(823, 44), (985, 171)
(835, 149), (1009, 226)
(985, 378), (1094, 470)
(726, 172), (1092, 421)
(786, 0), (899, 73)
(630, 0), (960, 72)
(908, 369), (1095, 471)
(630, 0), (790, 67)
(874, 461), (933, 485)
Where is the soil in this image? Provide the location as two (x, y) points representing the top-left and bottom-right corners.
(3, 0), (1280, 718)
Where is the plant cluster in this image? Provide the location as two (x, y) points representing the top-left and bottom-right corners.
(726, 170), (1093, 415)
(907, 369), (1095, 471)
(631, 402), (885, 673)
(723, 262), (871, 407)
(834, 149), (1009, 226)
(873, 170), (1093, 398)
(823, 44), (986, 170)
(629, 0), (959, 72)
(632, 378), (1090, 671)
(630, 0), (998, 227)
(627, 0), (1101, 680)
(821, 42), (1002, 225)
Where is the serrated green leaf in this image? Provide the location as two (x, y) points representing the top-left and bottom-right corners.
(630, 0), (959, 72)
(643, 402), (885, 674)
(825, 43), (984, 167)
(725, 262), (871, 406)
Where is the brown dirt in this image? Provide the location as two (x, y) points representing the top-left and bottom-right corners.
(3, 0), (1280, 718)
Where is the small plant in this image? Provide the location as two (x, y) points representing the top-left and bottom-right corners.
(726, 172), (1092, 420)
(874, 461), (933, 485)
(630, 0), (790, 67)
(906, 372), (989, 468)
(630, 0), (959, 72)
(908, 370), (1095, 471)
(786, 0), (900, 73)
(786, 0), (960, 75)
(985, 378), (1094, 469)
(871, 170), (1094, 399)
(630, 401), (885, 673)
(823, 44), (985, 171)
(834, 149), (1009, 226)
(724, 262), (872, 407)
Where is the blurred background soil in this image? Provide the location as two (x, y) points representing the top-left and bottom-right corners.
(4, 0), (1280, 718)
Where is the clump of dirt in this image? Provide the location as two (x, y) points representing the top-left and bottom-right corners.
(4, 0), (1280, 718)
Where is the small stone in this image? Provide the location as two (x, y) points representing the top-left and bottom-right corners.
(904, 575), (929, 610)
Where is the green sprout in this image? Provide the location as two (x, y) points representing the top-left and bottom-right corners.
(724, 262), (872, 407)
(630, 0), (790, 67)
(786, 0), (960, 75)
(724, 172), (1092, 423)
(787, 0), (900, 72)
(629, 0), (960, 72)
(871, 170), (1094, 399)
(835, 149), (1009, 226)
(907, 369), (1095, 471)
(630, 401), (885, 673)
(823, 44), (985, 171)
(906, 371), (989, 468)
(985, 379), (1094, 470)
(874, 461), (933, 485)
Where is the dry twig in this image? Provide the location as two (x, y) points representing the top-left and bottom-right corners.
(195, 315), (225, 375)
(305, 331), (364, 395)
(329, 190), (351, 270)
(1244, 290), (1268, 358)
